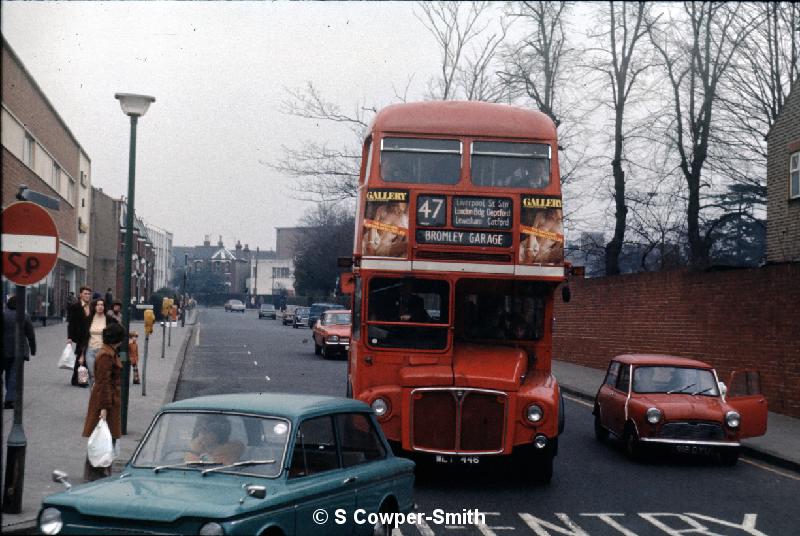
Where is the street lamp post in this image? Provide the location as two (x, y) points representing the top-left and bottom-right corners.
(181, 253), (188, 327)
(115, 92), (155, 435)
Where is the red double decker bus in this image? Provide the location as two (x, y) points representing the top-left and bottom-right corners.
(341, 101), (567, 482)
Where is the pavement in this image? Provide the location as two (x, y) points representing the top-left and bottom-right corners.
(1, 313), (798, 533)
(1, 310), (198, 534)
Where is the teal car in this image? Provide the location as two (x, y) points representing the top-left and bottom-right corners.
(39, 393), (415, 536)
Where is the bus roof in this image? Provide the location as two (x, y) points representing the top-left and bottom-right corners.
(368, 101), (557, 140)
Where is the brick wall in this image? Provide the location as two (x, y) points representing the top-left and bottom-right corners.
(2, 147), (77, 246)
(553, 264), (800, 417)
(766, 84), (800, 262)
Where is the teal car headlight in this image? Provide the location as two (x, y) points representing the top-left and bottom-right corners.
(199, 522), (224, 536)
(39, 507), (63, 535)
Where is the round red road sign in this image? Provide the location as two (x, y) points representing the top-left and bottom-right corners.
(1, 201), (60, 286)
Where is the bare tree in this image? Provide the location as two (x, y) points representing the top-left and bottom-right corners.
(585, 2), (655, 275)
(648, 2), (759, 269)
(416, 1), (510, 102)
(712, 2), (799, 195)
(266, 82), (374, 202)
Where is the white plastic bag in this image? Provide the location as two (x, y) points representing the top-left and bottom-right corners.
(58, 343), (75, 370)
(87, 418), (114, 468)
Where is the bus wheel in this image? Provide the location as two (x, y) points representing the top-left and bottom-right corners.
(594, 406), (609, 442)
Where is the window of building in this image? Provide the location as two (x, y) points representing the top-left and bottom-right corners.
(791, 151), (799, 200)
(272, 267), (290, 279)
(52, 163), (61, 192)
(68, 176), (77, 205)
(23, 134), (35, 167)
(80, 170), (88, 187)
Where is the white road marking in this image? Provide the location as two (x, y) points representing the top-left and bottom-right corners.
(740, 457), (800, 481)
(253, 361), (258, 366)
(265, 375), (271, 381)
(195, 328), (200, 346)
(247, 350), (252, 355)
(563, 394), (592, 408)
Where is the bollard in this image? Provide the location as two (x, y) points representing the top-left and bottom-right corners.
(142, 333), (149, 396)
(161, 321), (166, 358)
(168, 319), (172, 347)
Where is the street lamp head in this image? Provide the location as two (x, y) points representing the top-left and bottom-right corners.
(115, 93), (156, 117)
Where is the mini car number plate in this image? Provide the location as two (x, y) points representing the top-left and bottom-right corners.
(435, 455), (481, 465)
(675, 444), (713, 455)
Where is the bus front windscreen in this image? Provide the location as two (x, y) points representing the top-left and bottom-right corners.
(471, 141), (551, 189)
(458, 279), (547, 342)
(366, 277), (449, 350)
(380, 137), (461, 185)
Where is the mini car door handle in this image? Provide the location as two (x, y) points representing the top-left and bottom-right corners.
(343, 476), (358, 485)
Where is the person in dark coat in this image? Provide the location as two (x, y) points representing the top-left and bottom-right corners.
(82, 322), (125, 481)
(3, 295), (36, 409)
(67, 286), (92, 387)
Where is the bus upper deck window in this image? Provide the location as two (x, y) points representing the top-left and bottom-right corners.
(380, 137), (461, 185)
(471, 141), (551, 189)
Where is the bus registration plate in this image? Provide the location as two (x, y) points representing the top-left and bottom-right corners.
(435, 455), (481, 465)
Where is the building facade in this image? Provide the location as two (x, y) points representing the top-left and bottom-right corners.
(145, 223), (174, 291)
(88, 187), (121, 298)
(766, 81), (800, 263)
(2, 37), (92, 319)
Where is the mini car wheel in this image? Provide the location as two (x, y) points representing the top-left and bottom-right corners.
(719, 447), (740, 466)
(593, 406), (609, 442)
(314, 342), (321, 355)
(623, 425), (643, 461)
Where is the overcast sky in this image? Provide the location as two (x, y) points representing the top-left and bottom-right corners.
(2, 1), (451, 249)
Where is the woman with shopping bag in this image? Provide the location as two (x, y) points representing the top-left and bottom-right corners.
(82, 322), (125, 482)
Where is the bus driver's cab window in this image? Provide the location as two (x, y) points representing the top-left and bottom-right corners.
(458, 280), (546, 342)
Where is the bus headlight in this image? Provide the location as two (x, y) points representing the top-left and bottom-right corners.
(646, 407), (663, 425)
(725, 411), (740, 429)
(39, 508), (63, 535)
(371, 398), (390, 419)
(199, 522), (224, 536)
(525, 404), (543, 423)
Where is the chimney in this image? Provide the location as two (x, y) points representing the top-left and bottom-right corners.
(218, 235), (223, 247)
(203, 235), (210, 247)
(236, 240), (242, 250)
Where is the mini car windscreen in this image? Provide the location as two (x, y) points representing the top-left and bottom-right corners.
(632, 366), (719, 396)
(133, 412), (290, 478)
(471, 141), (551, 189)
(324, 313), (352, 325)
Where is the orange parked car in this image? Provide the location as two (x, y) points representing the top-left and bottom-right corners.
(312, 309), (352, 360)
(593, 354), (767, 465)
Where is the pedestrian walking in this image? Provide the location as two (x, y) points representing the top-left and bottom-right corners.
(80, 299), (118, 386)
(109, 300), (123, 323)
(104, 288), (114, 308)
(82, 322), (125, 482)
(129, 331), (140, 384)
(67, 286), (92, 387)
(2, 295), (36, 410)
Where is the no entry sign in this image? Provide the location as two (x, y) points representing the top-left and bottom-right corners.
(1, 201), (60, 286)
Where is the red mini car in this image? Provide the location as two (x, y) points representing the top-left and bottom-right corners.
(593, 354), (767, 464)
(312, 309), (352, 359)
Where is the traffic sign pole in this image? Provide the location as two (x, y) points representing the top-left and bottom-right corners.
(1, 197), (59, 514)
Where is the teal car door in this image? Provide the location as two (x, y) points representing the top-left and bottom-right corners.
(289, 416), (356, 536)
(335, 413), (399, 535)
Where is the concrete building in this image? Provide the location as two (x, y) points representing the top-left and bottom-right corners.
(766, 81), (800, 263)
(145, 223), (174, 291)
(88, 187), (122, 298)
(1, 37), (92, 319)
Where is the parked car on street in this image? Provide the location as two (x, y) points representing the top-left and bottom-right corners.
(39, 393), (415, 536)
(593, 354), (767, 465)
(224, 299), (246, 313)
(308, 302), (345, 330)
(292, 307), (310, 328)
(312, 310), (352, 359)
(281, 305), (298, 326)
(258, 304), (276, 319)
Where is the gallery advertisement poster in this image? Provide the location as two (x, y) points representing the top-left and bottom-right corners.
(362, 189), (410, 258)
(519, 195), (564, 265)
